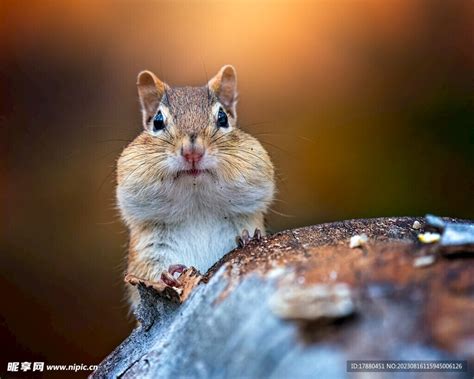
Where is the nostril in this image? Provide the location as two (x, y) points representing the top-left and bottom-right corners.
(183, 150), (204, 164)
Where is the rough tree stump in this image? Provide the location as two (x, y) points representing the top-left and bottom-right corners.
(92, 217), (473, 379)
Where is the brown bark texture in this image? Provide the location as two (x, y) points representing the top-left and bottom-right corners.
(92, 217), (473, 379)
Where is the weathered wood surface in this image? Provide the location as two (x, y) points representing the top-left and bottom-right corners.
(92, 217), (473, 379)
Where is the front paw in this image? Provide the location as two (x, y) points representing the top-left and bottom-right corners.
(125, 264), (202, 304)
(160, 264), (187, 287)
(236, 228), (262, 248)
(124, 273), (179, 293)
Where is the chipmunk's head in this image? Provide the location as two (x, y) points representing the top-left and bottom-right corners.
(117, 65), (274, 223)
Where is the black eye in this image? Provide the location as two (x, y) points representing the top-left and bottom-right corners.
(217, 107), (228, 128)
(153, 111), (165, 132)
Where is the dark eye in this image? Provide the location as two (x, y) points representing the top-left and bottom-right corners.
(217, 107), (228, 128)
(153, 111), (165, 132)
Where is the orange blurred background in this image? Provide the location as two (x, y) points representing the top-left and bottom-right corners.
(1, 0), (473, 374)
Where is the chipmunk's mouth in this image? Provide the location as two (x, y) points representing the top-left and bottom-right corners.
(176, 169), (210, 178)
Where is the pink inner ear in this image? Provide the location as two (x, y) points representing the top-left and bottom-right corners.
(208, 65), (237, 110)
(138, 71), (155, 86)
(218, 67), (237, 108)
(136, 71), (166, 127)
(222, 66), (235, 83)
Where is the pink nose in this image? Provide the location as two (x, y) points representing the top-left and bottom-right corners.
(182, 149), (204, 164)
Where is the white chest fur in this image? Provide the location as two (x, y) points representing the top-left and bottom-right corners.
(134, 213), (259, 274)
(118, 171), (270, 276)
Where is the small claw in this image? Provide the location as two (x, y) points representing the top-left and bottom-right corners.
(168, 264), (187, 276)
(242, 229), (250, 243)
(236, 228), (263, 248)
(161, 271), (181, 287)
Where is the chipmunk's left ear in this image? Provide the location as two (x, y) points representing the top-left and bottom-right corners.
(208, 65), (238, 116)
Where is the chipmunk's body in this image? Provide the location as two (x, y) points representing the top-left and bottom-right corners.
(117, 66), (274, 311)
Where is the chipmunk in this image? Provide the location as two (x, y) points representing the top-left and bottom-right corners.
(116, 65), (275, 311)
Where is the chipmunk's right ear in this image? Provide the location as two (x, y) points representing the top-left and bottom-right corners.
(137, 70), (166, 126)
